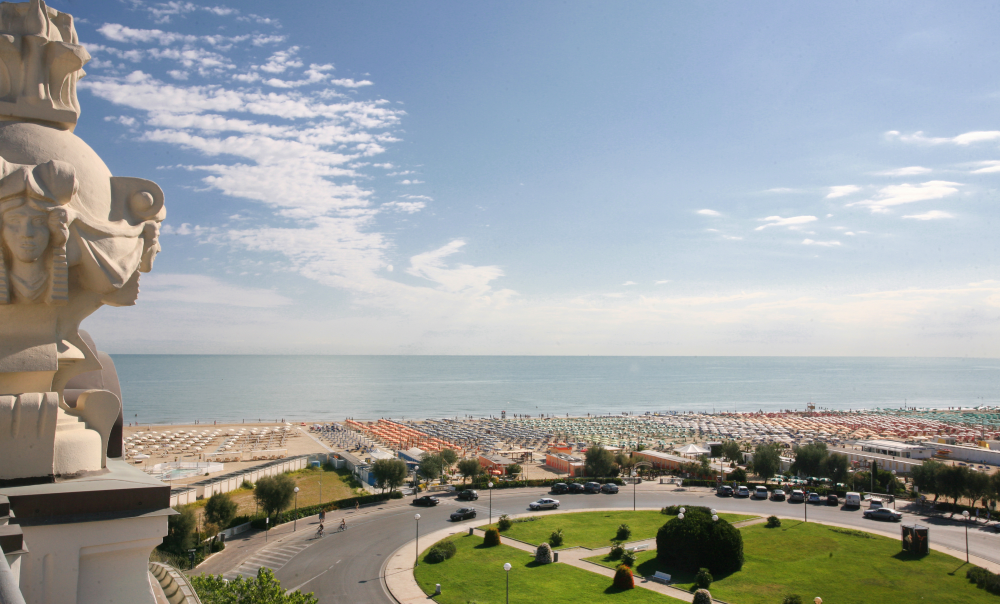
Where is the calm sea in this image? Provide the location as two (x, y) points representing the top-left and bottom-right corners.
(107, 356), (1000, 425)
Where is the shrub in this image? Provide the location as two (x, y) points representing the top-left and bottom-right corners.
(621, 551), (637, 568)
(662, 505), (681, 515)
(616, 523), (632, 541)
(695, 567), (713, 589)
(656, 506), (744, 574)
(535, 542), (553, 564)
(692, 589), (712, 604)
(726, 468), (747, 483)
(498, 514), (513, 532)
(205, 493), (239, 528)
(483, 528), (501, 547)
(782, 595), (803, 604)
(425, 541), (456, 563)
(210, 538), (226, 553)
(966, 566), (1000, 595)
(609, 542), (625, 560)
(241, 480), (254, 490)
(548, 528), (564, 547)
(766, 515), (781, 528)
(613, 564), (634, 590)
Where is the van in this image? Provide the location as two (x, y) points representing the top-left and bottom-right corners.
(868, 498), (884, 510)
(845, 492), (861, 508)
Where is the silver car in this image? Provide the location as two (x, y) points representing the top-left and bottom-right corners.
(529, 497), (560, 510)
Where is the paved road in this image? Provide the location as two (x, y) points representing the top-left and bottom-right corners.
(264, 485), (1000, 603)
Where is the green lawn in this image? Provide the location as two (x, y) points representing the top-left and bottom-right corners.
(414, 534), (668, 604)
(480, 510), (756, 549)
(587, 520), (996, 604)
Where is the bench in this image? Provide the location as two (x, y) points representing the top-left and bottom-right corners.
(627, 544), (649, 553)
(652, 571), (671, 584)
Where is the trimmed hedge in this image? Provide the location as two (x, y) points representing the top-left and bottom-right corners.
(613, 564), (634, 590)
(249, 491), (401, 529)
(484, 528), (501, 547)
(967, 566), (1000, 595)
(656, 506), (744, 574)
(425, 539), (457, 563)
(693, 589), (712, 604)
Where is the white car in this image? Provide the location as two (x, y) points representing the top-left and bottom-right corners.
(529, 497), (560, 510)
(754, 486), (768, 499)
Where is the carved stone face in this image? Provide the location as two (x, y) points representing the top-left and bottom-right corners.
(2, 202), (49, 263)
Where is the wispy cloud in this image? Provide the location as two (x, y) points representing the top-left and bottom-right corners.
(802, 239), (841, 247)
(875, 166), (932, 176)
(654, 280), (671, 285)
(886, 130), (1000, 145)
(697, 209), (721, 216)
(969, 160), (1000, 174)
(762, 187), (802, 194)
(622, 281), (637, 286)
(826, 185), (861, 199)
(139, 273), (293, 307)
(903, 210), (954, 220)
(382, 201), (425, 214)
(755, 215), (817, 231)
(848, 181), (961, 213)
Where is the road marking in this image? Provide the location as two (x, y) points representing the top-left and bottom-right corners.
(224, 541), (312, 581)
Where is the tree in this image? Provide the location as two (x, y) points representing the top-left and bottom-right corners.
(698, 455), (712, 475)
(966, 470), (992, 513)
(656, 506), (744, 574)
(439, 448), (458, 471)
(254, 474), (296, 519)
(585, 446), (616, 478)
(790, 443), (828, 477)
(204, 492), (238, 529)
(720, 441), (742, 464)
(418, 453), (444, 481)
(749, 443), (781, 483)
(615, 452), (635, 473)
(726, 468), (747, 483)
(161, 506), (197, 555)
(823, 453), (850, 485)
(936, 465), (971, 514)
(457, 458), (481, 484)
(192, 567), (318, 604)
(371, 458), (408, 493)
(505, 463), (522, 478)
(911, 459), (944, 501)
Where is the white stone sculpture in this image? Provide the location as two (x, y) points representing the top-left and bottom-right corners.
(0, 0), (165, 482)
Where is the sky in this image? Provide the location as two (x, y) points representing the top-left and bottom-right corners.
(56, 0), (1000, 356)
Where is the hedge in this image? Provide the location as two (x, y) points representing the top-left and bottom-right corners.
(967, 566), (1000, 595)
(249, 491), (402, 529)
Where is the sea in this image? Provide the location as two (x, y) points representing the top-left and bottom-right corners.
(109, 356), (1000, 425)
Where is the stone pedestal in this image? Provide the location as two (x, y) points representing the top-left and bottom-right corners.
(0, 460), (172, 604)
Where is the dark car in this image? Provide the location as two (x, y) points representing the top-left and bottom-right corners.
(412, 495), (440, 507)
(826, 494), (839, 506)
(568, 483), (585, 494)
(601, 483), (619, 494)
(584, 481), (602, 494)
(456, 489), (479, 501)
(550, 483), (570, 494)
(450, 507), (477, 521)
(863, 508), (903, 522)
(717, 485), (734, 497)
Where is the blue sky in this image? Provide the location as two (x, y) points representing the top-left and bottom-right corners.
(63, 0), (1000, 356)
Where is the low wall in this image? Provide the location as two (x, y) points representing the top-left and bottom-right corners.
(167, 455), (310, 505)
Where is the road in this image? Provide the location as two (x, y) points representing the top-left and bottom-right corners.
(259, 484), (1000, 603)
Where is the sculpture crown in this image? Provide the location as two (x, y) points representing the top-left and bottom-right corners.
(0, 0), (88, 131)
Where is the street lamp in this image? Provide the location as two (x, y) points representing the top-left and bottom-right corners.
(963, 510), (970, 562)
(265, 516), (269, 542)
(711, 508), (719, 523)
(415, 513), (421, 567)
(293, 486), (300, 531)
(503, 562), (512, 604)
(678, 507), (686, 520)
(488, 481), (494, 526)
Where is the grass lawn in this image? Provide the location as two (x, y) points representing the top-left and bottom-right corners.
(414, 534), (668, 604)
(587, 520), (996, 604)
(480, 510), (756, 549)
(216, 468), (359, 518)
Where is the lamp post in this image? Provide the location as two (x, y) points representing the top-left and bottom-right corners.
(293, 486), (300, 531)
(711, 508), (718, 523)
(488, 481), (494, 526)
(678, 507), (686, 520)
(415, 513), (421, 567)
(265, 516), (269, 542)
(963, 510), (970, 563)
(503, 562), (511, 604)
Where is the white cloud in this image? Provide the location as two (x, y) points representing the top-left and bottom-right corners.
(259, 47), (303, 74)
(755, 215), (817, 230)
(399, 179), (424, 185)
(826, 185), (861, 198)
(763, 187), (802, 194)
(382, 201), (425, 214)
(697, 209), (721, 216)
(903, 210), (954, 220)
(139, 273), (292, 307)
(969, 160), (1000, 174)
(622, 281), (637, 286)
(406, 240), (505, 296)
(167, 69), (188, 80)
(875, 166), (932, 176)
(654, 280), (671, 285)
(848, 181), (961, 213)
(886, 130), (1000, 145)
(802, 239), (841, 247)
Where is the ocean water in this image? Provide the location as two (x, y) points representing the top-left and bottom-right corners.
(108, 356), (1000, 425)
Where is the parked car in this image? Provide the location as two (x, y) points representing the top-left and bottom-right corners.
(550, 483), (569, 494)
(845, 492), (861, 508)
(450, 507), (477, 521)
(584, 482), (602, 494)
(735, 485), (750, 498)
(807, 492), (822, 504)
(529, 498), (560, 510)
(863, 508), (902, 522)
(456, 490), (479, 501)
(717, 485), (734, 497)
(568, 483), (586, 494)
(826, 494), (839, 506)
(754, 486), (769, 500)
(771, 489), (786, 501)
(413, 495), (440, 507)
(600, 483), (619, 494)
(869, 498), (885, 511)
(789, 489), (805, 502)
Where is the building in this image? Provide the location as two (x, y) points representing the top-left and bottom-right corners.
(854, 439), (934, 460)
(478, 454), (509, 475)
(631, 450), (692, 471)
(927, 442), (1000, 466)
(545, 452), (584, 477)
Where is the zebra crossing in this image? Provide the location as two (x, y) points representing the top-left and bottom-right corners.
(224, 540), (313, 581)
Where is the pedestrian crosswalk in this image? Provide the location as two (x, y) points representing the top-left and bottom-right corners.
(224, 540), (313, 581)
